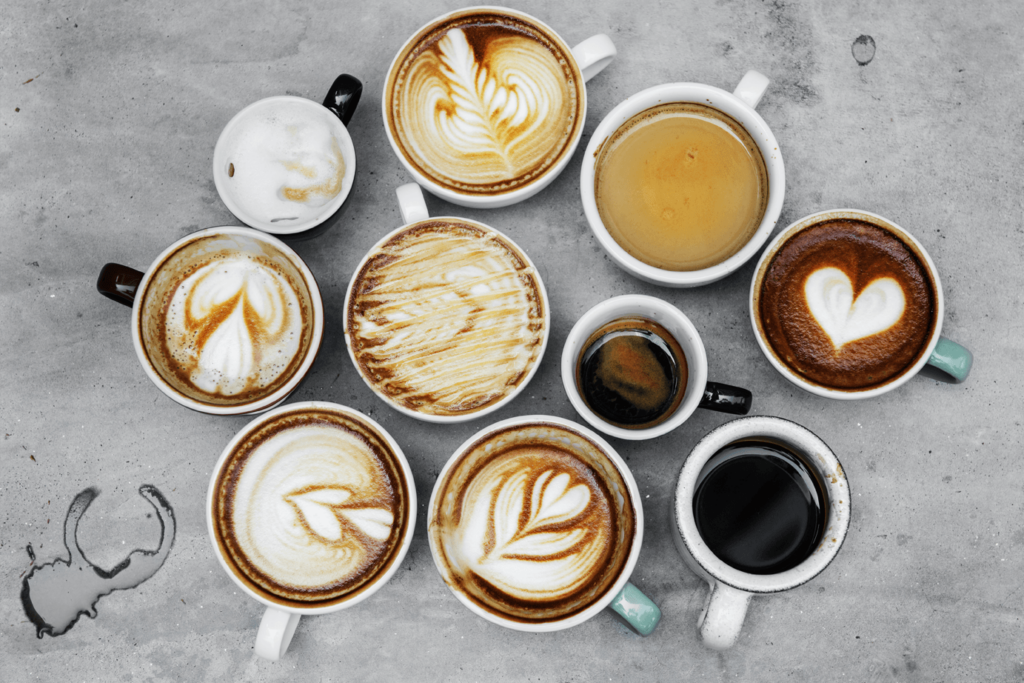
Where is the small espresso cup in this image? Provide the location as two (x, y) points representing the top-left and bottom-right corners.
(672, 416), (851, 649)
(561, 295), (752, 440)
(580, 71), (785, 287)
(428, 415), (661, 635)
(382, 6), (616, 208)
(343, 184), (549, 423)
(213, 75), (362, 237)
(96, 227), (324, 415)
(207, 402), (416, 661)
(750, 209), (973, 399)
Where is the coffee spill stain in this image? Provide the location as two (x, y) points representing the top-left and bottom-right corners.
(852, 35), (876, 66)
(228, 163), (234, 178)
(20, 485), (176, 638)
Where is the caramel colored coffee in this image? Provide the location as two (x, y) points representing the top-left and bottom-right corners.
(430, 423), (634, 623)
(385, 10), (582, 196)
(757, 219), (937, 390)
(211, 408), (410, 606)
(595, 102), (768, 271)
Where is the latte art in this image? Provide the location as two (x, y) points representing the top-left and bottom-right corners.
(804, 268), (906, 350)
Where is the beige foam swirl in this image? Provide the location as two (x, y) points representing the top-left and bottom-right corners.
(348, 223), (545, 416)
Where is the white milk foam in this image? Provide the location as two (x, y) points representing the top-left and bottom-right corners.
(804, 267), (906, 349)
(226, 101), (346, 224)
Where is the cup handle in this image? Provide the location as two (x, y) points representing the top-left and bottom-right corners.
(699, 382), (752, 415)
(254, 607), (301, 661)
(396, 183), (430, 224)
(97, 263), (144, 307)
(925, 336), (973, 383)
(571, 34), (616, 82)
(607, 581), (662, 636)
(322, 74), (362, 127)
(733, 70), (770, 109)
(698, 581), (751, 650)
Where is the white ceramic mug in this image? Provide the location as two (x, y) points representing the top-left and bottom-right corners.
(671, 416), (851, 649)
(561, 295), (752, 440)
(206, 402), (416, 660)
(580, 71), (785, 287)
(382, 6), (616, 209)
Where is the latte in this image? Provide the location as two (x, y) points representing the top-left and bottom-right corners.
(385, 10), (582, 196)
(756, 219), (937, 390)
(211, 407), (410, 605)
(346, 219), (546, 417)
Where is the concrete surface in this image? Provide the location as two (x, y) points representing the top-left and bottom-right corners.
(2, 0), (1022, 681)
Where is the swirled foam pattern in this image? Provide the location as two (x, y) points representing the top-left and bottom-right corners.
(347, 221), (545, 416)
(388, 13), (581, 194)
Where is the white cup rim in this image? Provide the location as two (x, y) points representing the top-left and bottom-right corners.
(213, 95), (356, 234)
(673, 415), (851, 593)
(580, 81), (785, 287)
(205, 401), (417, 615)
(129, 226), (324, 416)
(560, 294), (708, 440)
(426, 414), (643, 631)
(380, 5), (589, 208)
(748, 208), (946, 400)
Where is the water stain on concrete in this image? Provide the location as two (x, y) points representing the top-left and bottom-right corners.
(853, 35), (876, 66)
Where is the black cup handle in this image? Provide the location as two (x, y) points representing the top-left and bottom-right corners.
(323, 74), (362, 127)
(699, 381), (753, 415)
(97, 263), (144, 307)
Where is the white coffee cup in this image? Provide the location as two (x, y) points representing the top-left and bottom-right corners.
(580, 71), (785, 287)
(561, 295), (752, 440)
(671, 416), (851, 649)
(382, 6), (616, 209)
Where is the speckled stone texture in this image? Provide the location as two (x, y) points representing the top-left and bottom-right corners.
(2, 0), (1023, 681)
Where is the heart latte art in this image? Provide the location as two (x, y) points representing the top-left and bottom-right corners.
(387, 12), (581, 195)
(804, 268), (906, 349)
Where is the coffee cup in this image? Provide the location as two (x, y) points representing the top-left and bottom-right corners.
(561, 295), (752, 440)
(580, 71), (784, 287)
(206, 401), (416, 661)
(428, 415), (661, 635)
(672, 416), (850, 649)
(750, 209), (973, 398)
(96, 227), (324, 415)
(213, 75), (362, 238)
(382, 6), (616, 208)
(343, 183), (549, 423)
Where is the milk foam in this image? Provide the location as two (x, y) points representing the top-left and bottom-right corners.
(163, 255), (303, 397)
(230, 424), (396, 591)
(804, 267), (906, 349)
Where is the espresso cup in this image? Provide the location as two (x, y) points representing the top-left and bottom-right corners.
(213, 75), (362, 238)
(672, 416), (851, 649)
(207, 402), (416, 661)
(580, 71), (785, 287)
(382, 6), (616, 208)
(96, 227), (324, 415)
(343, 184), (549, 423)
(750, 209), (973, 399)
(561, 295), (752, 440)
(428, 415), (661, 635)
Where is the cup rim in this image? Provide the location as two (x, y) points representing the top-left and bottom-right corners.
(380, 5), (589, 207)
(213, 95), (356, 235)
(342, 215), (550, 423)
(580, 81), (786, 287)
(426, 414), (643, 631)
(748, 208), (946, 400)
(560, 294), (708, 440)
(673, 415), (851, 594)
(205, 401), (418, 615)
(129, 226), (324, 416)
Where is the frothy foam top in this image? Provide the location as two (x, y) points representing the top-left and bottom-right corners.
(347, 220), (545, 416)
(387, 12), (581, 195)
(804, 267), (906, 349)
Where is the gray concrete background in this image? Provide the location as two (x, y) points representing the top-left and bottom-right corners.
(2, 0), (1022, 680)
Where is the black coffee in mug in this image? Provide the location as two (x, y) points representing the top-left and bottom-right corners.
(693, 441), (827, 575)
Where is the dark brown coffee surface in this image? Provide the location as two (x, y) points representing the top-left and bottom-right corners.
(758, 219), (937, 390)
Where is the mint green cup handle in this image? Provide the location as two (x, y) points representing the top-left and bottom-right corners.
(927, 337), (973, 383)
(608, 581), (662, 636)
